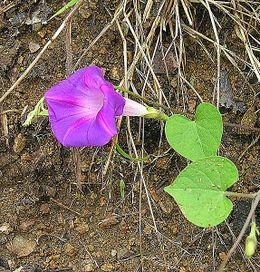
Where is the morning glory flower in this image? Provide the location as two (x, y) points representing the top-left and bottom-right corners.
(44, 66), (150, 147)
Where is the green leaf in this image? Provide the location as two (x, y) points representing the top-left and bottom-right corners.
(165, 103), (223, 161)
(23, 97), (48, 127)
(115, 144), (149, 162)
(164, 156), (239, 227)
(50, 0), (79, 20)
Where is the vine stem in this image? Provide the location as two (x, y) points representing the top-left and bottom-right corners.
(115, 86), (183, 115)
(218, 190), (260, 271)
(224, 191), (257, 199)
(116, 86), (260, 133)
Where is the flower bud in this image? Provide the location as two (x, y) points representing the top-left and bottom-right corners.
(245, 222), (258, 259)
(245, 235), (257, 259)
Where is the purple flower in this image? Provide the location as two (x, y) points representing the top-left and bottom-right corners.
(45, 66), (148, 147)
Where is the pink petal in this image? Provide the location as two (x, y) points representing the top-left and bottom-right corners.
(44, 66), (125, 147)
(122, 98), (149, 116)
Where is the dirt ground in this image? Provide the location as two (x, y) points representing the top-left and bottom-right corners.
(0, 1), (259, 272)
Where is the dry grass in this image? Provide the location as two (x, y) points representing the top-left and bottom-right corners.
(119, 0), (260, 106)
(115, 1), (260, 271)
(1, 0), (259, 271)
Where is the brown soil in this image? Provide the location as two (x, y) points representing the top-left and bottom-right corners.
(0, 1), (259, 272)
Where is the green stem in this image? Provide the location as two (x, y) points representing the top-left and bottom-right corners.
(224, 191), (257, 199)
(116, 86), (260, 133)
(115, 85), (189, 116)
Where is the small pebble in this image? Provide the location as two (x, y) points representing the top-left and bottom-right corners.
(63, 243), (78, 257)
(0, 222), (13, 235)
(155, 157), (169, 170)
(13, 134), (26, 153)
(74, 222), (89, 235)
(99, 197), (106, 207)
(143, 225), (152, 235)
(98, 215), (119, 228)
(0, 236), (8, 245)
(111, 249), (117, 257)
(40, 203), (50, 215)
(79, 4), (92, 19)
(117, 247), (129, 259)
(101, 263), (114, 272)
(19, 219), (35, 232)
(21, 153), (32, 162)
(45, 186), (56, 197)
(7, 235), (36, 257)
(45, 254), (61, 269)
(219, 252), (227, 261)
(158, 198), (174, 214)
(37, 29), (47, 38)
(110, 67), (121, 81)
(170, 77), (177, 88)
(28, 42), (40, 53)
(84, 263), (94, 272)
(88, 245), (95, 252)
(127, 51), (133, 64)
(119, 220), (127, 234)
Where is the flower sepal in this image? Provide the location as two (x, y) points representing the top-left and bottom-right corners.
(144, 107), (169, 121)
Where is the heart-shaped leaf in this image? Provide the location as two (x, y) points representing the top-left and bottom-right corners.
(164, 156), (239, 227)
(165, 103), (222, 161)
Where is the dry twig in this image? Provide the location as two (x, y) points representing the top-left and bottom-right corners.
(218, 190), (260, 271)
